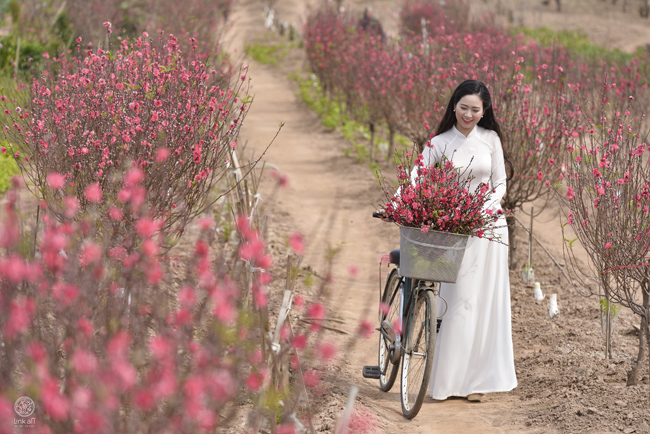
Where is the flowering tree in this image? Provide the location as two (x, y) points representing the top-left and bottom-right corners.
(548, 94), (650, 386)
(0, 174), (330, 433)
(399, 0), (469, 41)
(487, 47), (582, 265)
(495, 50), (574, 212)
(60, 0), (126, 44)
(1, 29), (250, 249)
(302, 7), (352, 100)
(342, 36), (387, 163)
(65, 0), (233, 55)
(139, 0), (232, 57)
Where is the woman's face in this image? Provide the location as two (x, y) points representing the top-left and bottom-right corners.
(454, 94), (484, 136)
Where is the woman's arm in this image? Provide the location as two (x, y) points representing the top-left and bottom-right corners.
(487, 133), (507, 211)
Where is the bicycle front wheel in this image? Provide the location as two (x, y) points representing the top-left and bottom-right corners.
(400, 288), (436, 419)
(378, 268), (401, 392)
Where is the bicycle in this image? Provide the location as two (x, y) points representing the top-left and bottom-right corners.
(363, 212), (466, 419)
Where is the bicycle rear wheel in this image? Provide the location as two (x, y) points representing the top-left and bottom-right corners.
(378, 268), (401, 392)
(400, 288), (436, 419)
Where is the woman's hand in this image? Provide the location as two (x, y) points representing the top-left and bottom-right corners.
(372, 209), (391, 222)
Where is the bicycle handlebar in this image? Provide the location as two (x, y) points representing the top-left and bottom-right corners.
(373, 210), (391, 221)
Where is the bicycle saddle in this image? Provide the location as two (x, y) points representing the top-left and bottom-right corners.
(389, 249), (400, 266)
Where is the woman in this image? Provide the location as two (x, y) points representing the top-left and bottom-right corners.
(423, 79), (517, 402)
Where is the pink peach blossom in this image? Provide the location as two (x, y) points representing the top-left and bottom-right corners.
(84, 182), (102, 203)
(46, 172), (66, 189)
(289, 232), (305, 254)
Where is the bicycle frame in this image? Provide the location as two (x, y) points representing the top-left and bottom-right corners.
(403, 279), (438, 354)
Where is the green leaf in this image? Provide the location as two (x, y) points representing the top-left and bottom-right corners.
(564, 237), (578, 248)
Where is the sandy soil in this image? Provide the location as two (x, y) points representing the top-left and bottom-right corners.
(226, 0), (650, 433)
(473, 0), (650, 54)
(359, 0), (650, 54)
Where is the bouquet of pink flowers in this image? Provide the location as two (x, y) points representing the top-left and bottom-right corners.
(377, 152), (501, 239)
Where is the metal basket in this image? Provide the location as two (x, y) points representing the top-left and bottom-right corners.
(399, 227), (469, 283)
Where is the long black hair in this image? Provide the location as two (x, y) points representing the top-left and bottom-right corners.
(434, 79), (513, 180)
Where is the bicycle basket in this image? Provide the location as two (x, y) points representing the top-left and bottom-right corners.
(399, 227), (469, 283)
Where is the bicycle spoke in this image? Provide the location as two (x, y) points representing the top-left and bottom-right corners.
(400, 289), (437, 419)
